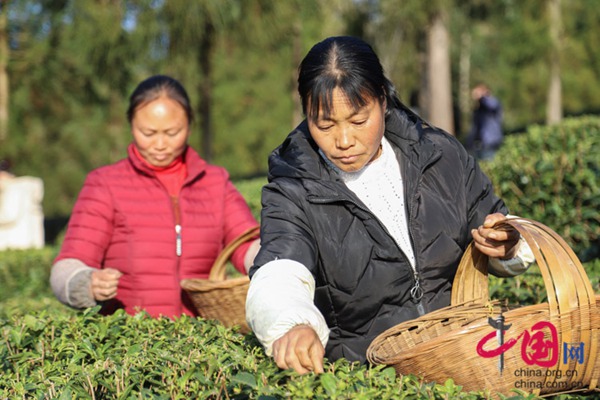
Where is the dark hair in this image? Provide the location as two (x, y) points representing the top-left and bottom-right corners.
(126, 75), (193, 124)
(297, 36), (402, 122)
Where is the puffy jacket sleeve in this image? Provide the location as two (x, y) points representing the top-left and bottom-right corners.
(54, 170), (115, 268)
(247, 179), (329, 354)
(250, 178), (319, 276)
(222, 176), (259, 273)
(246, 259), (329, 356)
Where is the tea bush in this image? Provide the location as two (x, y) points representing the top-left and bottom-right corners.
(2, 236), (599, 397)
(482, 116), (600, 262)
(3, 306), (597, 399)
(0, 307), (506, 399)
(0, 247), (56, 302)
(233, 176), (267, 221)
(482, 116), (600, 319)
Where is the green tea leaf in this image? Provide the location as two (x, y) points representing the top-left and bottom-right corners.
(231, 371), (257, 388)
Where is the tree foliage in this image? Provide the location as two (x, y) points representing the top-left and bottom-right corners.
(482, 116), (600, 262)
(1, 0), (600, 218)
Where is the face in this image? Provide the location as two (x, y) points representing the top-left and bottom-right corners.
(131, 95), (190, 167)
(307, 87), (386, 173)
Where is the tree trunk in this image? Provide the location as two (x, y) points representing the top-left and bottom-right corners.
(427, 11), (454, 135)
(198, 20), (215, 161)
(419, 47), (428, 120)
(0, 0), (9, 142)
(458, 31), (471, 140)
(291, 19), (303, 127)
(546, 0), (562, 125)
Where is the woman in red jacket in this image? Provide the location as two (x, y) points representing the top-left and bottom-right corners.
(50, 75), (260, 318)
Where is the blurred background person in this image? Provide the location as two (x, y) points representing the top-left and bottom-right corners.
(50, 75), (260, 318)
(0, 159), (45, 250)
(465, 83), (504, 161)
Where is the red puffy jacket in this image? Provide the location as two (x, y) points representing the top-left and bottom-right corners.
(55, 144), (259, 317)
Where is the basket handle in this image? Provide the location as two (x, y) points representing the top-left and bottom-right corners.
(208, 226), (260, 281)
(451, 217), (599, 384)
(451, 217), (596, 319)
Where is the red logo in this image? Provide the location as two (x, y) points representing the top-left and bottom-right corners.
(477, 320), (559, 369)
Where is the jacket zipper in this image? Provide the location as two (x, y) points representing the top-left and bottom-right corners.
(310, 196), (423, 310)
(172, 196), (182, 257)
(175, 223), (182, 256)
(405, 153), (434, 316)
(171, 196), (182, 315)
(407, 202), (425, 315)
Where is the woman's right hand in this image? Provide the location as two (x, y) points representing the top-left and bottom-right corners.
(272, 324), (325, 375)
(90, 268), (122, 301)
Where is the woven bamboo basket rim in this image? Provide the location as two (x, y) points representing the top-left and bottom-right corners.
(180, 226), (259, 292)
(367, 217), (600, 394)
(180, 226), (259, 333)
(180, 275), (250, 291)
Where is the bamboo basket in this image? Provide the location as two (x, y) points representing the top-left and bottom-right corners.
(180, 226), (259, 334)
(367, 218), (600, 397)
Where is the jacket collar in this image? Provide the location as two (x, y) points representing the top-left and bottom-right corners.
(267, 120), (328, 182)
(384, 108), (442, 170)
(127, 143), (207, 184)
(269, 107), (441, 188)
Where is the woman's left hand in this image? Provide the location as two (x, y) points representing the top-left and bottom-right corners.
(471, 213), (521, 259)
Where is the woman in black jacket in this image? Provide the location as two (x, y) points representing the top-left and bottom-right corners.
(246, 36), (532, 374)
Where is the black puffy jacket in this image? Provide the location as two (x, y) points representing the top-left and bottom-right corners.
(250, 107), (508, 363)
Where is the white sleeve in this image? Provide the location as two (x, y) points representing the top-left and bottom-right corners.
(246, 259), (330, 356)
(50, 258), (97, 308)
(488, 235), (536, 277)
